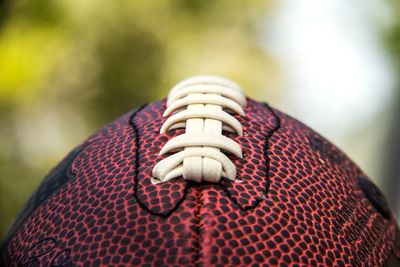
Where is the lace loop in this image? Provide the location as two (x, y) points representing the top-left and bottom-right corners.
(152, 76), (246, 184)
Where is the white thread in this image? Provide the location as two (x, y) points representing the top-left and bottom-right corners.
(152, 76), (246, 184)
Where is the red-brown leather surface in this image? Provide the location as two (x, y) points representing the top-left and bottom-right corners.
(1, 99), (399, 266)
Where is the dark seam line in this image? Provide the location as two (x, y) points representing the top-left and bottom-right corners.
(262, 102), (282, 204)
(129, 104), (192, 218)
(220, 102), (281, 211)
(130, 102), (282, 216)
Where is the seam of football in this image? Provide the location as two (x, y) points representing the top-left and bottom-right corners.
(220, 102), (281, 211)
(130, 102), (282, 216)
(130, 104), (193, 218)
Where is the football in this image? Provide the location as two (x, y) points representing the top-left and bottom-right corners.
(1, 76), (399, 266)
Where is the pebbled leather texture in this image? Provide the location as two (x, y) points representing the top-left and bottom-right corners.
(1, 99), (399, 266)
(133, 99), (280, 216)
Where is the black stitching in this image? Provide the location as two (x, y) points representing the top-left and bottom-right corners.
(129, 104), (192, 218)
(130, 102), (281, 216)
(220, 102), (281, 211)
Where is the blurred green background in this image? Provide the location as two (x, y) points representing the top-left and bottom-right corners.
(0, 0), (400, 239)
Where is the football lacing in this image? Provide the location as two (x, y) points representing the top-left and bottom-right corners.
(151, 76), (246, 184)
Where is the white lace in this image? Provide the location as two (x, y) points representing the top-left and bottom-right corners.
(151, 76), (246, 184)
